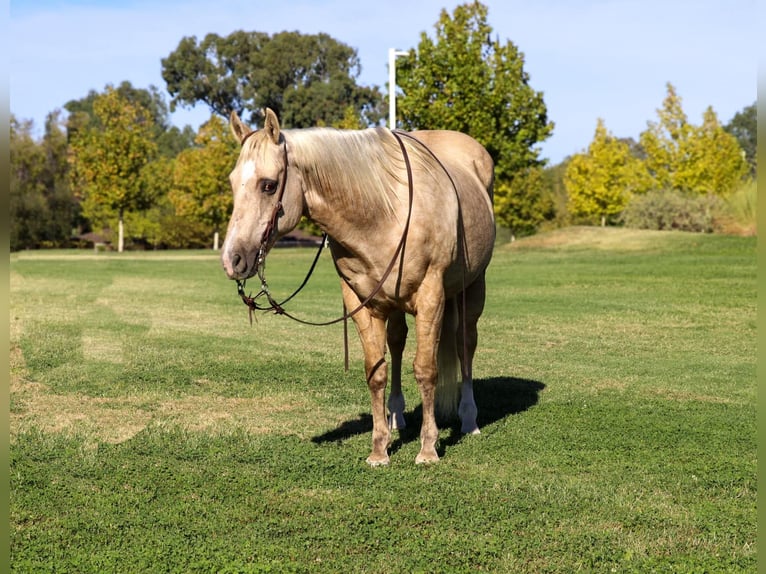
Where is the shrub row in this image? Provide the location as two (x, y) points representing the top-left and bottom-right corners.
(621, 190), (722, 232)
(620, 182), (756, 236)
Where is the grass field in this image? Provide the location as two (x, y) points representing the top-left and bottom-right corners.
(10, 227), (756, 572)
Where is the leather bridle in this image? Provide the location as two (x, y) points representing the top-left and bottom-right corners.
(235, 129), (415, 328)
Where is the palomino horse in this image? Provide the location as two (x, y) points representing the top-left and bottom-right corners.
(222, 108), (495, 465)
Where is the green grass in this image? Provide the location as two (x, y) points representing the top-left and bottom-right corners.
(10, 228), (756, 572)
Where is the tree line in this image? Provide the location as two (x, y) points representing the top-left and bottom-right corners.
(10, 1), (756, 252)
(563, 84), (754, 231)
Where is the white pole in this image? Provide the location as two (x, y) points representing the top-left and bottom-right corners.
(388, 48), (409, 130)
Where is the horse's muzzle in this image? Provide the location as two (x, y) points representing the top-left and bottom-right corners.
(221, 247), (256, 280)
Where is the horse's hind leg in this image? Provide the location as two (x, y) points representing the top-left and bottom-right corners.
(457, 273), (487, 435)
(387, 310), (407, 430)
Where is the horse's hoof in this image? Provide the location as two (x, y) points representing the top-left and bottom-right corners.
(461, 425), (481, 435)
(366, 455), (390, 467)
(415, 452), (440, 465)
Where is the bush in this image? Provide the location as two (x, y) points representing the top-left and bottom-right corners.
(155, 214), (213, 249)
(716, 179), (756, 236)
(621, 189), (723, 233)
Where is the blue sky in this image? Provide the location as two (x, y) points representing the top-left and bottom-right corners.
(9, 0), (756, 163)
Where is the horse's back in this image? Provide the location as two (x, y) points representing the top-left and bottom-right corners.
(410, 130), (494, 201)
(409, 130), (496, 284)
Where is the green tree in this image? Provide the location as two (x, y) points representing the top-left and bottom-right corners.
(64, 81), (195, 158)
(68, 87), (158, 252)
(724, 102), (756, 177)
(170, 115), (237, 249)
(11, 116), (48, 250)
(493, 166), (553, 239)
(161, 30), (384, 128)
(41, 111), (81, 240)
(565, 119), (651, 226)
(540, 158), (572, 229)
(10, 112), (79, 250)
(639, 83), (748, 196)
(396, 1), (553, 233)
(126, 156), (176, 249)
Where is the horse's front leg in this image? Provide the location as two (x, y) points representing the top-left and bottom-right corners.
(413, 273), (446, 464)
(341, 282), (390, 466)
(387, 310), (408, 430)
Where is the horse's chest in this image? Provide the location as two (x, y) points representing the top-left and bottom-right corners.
(334, 255), (422, 308)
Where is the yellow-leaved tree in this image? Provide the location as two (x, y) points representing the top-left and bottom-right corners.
(639, 83), (748, 196)
(68, 87), (158, 252)
(331, 106), (366, 130)
(564, 118), (650, 226)
(170, 115), (237, 250)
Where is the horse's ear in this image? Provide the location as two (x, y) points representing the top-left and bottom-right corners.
(230, 110), (252, 145)
(263, 108), (281, 145)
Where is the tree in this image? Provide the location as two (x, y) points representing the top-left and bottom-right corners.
(161, 30), (384, 128)
(41, 111), (81, 240)
(724, 102), (756, 177)
(64, 81), (195, 158)
(157, 125), (197, 159)
(332, 105), (366, 130)
(395, 1), (553, 232)
(678, 107), (749, 195)
(565, 119), (651, 226)
(10, 112), (79, 250)
(540, 158), (572, 229)
(126, 155), (176, 249)
(638, 84), (689, 192)
(170, 115), (237, 250)
(66, 81), (168, 131)
(11, 116), (48, 250)
(639, 83), (748, 196)
(68, 87), (158, 252)
(493, 166), (553, 239)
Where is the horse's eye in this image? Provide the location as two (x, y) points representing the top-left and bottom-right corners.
(260, 179), (278, 195)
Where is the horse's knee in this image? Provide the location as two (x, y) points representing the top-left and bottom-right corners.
(366, 358), (388, 391)
(413, 362), (437, 389)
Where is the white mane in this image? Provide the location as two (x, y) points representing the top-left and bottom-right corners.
(284, 128), (412, 216)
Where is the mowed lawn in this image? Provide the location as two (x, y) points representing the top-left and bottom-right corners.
(10, 227), (756, 573)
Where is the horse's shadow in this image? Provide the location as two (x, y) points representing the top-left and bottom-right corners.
(311, 377), (545, 456)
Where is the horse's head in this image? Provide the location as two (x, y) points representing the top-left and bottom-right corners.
(221, 108), (303, 280)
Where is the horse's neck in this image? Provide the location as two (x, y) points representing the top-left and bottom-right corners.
(302, 189), (388, 255)
(291, 130), (399, 253)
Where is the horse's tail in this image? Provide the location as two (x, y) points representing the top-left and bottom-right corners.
(435, 296), (461, 421)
